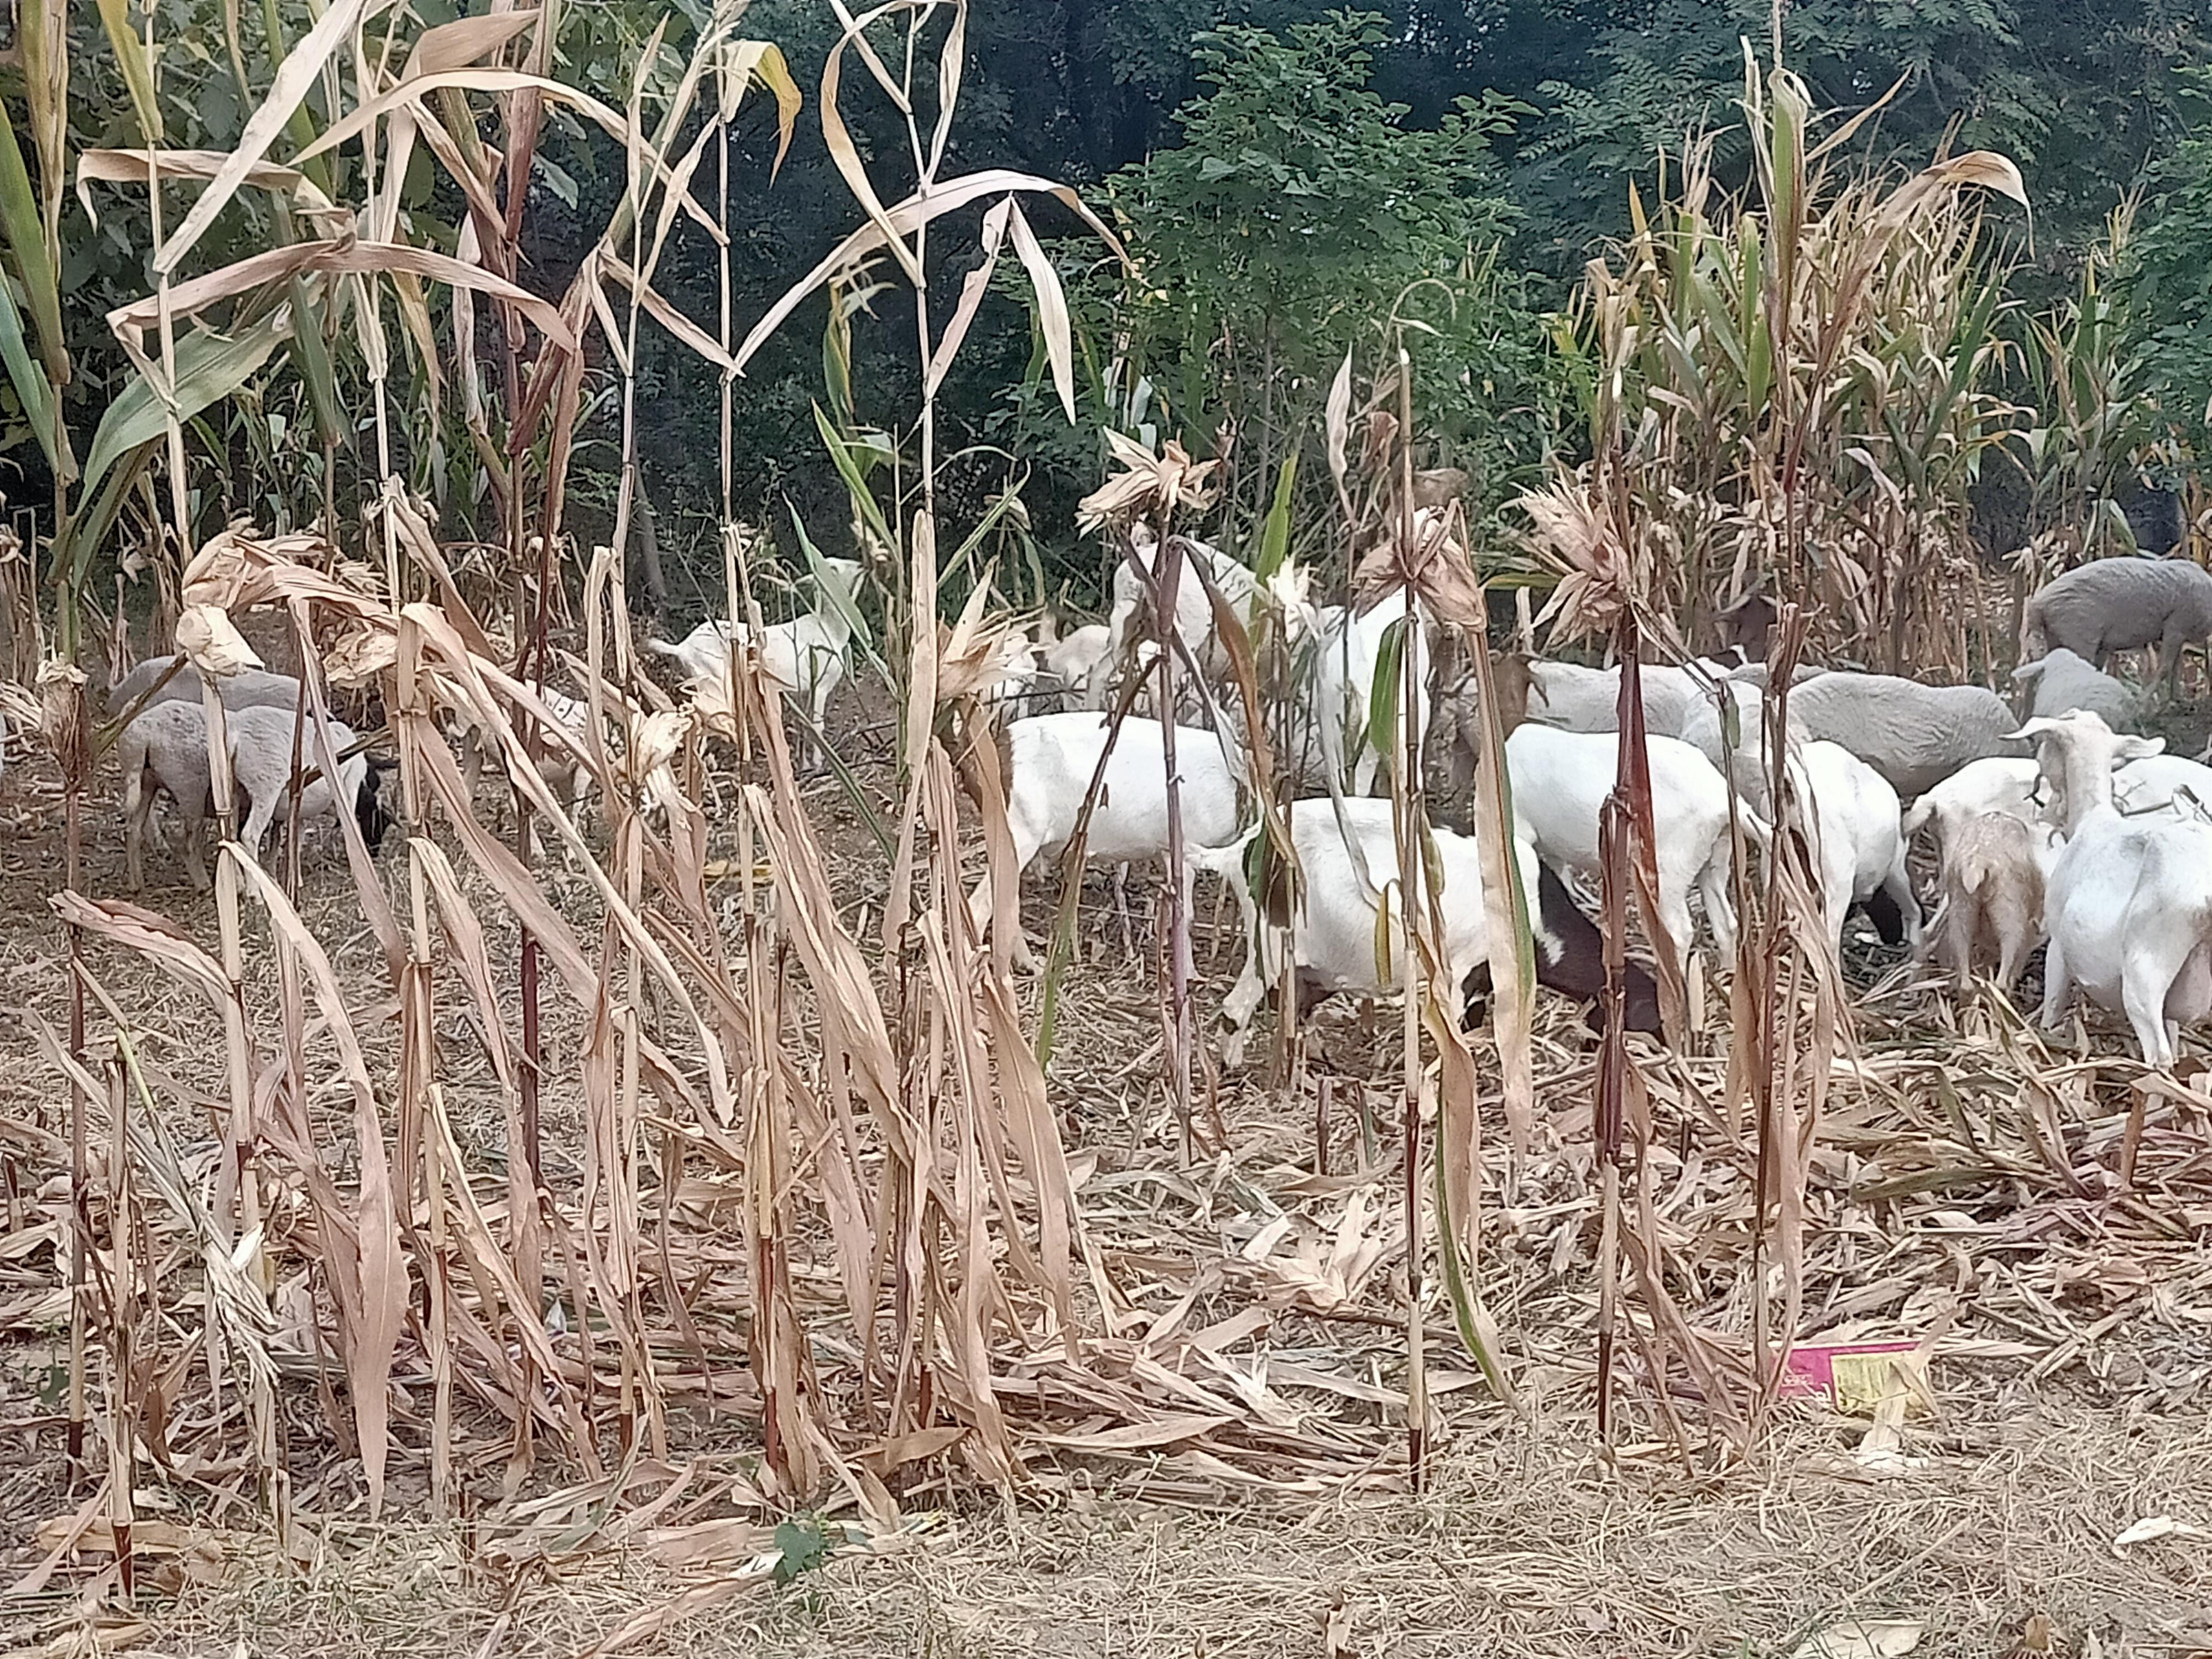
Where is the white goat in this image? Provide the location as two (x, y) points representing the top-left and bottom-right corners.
(1314, 588), (1428, 795)
(2111, 754), (2212, 825)
(1503, 723), (1743, 960)
(968, 711), (1242, 969)
(2022, 710), (2212, 1067)
(1899, 757), (2048, 842)
(1783, 740), (1919, 957)
(647, 558), (862, 757)
(121, 702), (213, 891)
(2012, 646), (2139, 730)
(457, 683), (602, 820)
(1102, 530), (1258, 693)
(1192, 799), (1490, 1067)
(1191, 799), (1663, 1065)
(1044, 624), (1112, 708)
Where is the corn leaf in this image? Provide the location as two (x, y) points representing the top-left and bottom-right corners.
(0, 106), (65, 384)
(1005, 198), (1077, 422)
(0, 273), (64, 477)
(818, 6), (925, 288)
(108, 239), (578, 358)
(160, 0), (371, 275)
(810, 403), (898, 562)
(288, 276), (343, 448)
(84, 315), (289, 496)
(1366, 614), (1406, 776)
(1254, 454), (1297, 581)
(737, 168), (1127, 376)
(924, 198), (1011, 400)
(95, 0), (163, 143)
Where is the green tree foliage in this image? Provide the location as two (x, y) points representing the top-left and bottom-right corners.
(2122, 72), (2212, 468)
(1509, 0), (2206, 276)
(1015, 11), (1550, 556)
(6, 0), (2212, 607)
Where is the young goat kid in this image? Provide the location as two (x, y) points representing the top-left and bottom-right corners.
(1936, 811), (2054, 996)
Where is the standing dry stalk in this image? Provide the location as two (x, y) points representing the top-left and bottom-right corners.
(103, 1057), (137, 1601)
(1388, 360), (1428, 1490)
(38, 661), (88, 1479)
(1149, 531), (1196, 1157)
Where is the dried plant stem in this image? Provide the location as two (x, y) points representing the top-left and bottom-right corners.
(66, 983), (86, 1482)
(105, 1058), (137, 1602)
(1152, 560), (1196, 1161)
(1594, 801), (1629, 1444)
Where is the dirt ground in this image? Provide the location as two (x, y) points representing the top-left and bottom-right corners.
(2, 681), (2210, 1659)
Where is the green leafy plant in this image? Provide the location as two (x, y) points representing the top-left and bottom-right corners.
(771, 1514), (831, 1587)
(1013, 10), (1552, 565)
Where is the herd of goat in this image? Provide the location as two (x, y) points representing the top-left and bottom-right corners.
(95, 530), (2212, 1072)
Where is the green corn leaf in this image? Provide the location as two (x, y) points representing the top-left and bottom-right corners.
(947, 484), (1031, 572)
(785, 500), (886, 682)
(810, 401), (897, 559)
(54, 441), (153, 598)
(0, 273), (65, 477)
(288, 276), (344, 450)
(1366, 614), (1407, 779)
(1370, 877), (1397, 991)
(83, 315), (290, 497)
(1253, 453), (1296, 582)
(0, 105), (65, 384)
(1432, 1141), (1511, 1398)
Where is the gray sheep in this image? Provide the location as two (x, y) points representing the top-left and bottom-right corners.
(2021, 556), (2212, 702)
(109, 651), (304, 717)
(1687, 670), (2025, 799)
(2011, 646), (2139, 730)
(121, 702), (213, 891)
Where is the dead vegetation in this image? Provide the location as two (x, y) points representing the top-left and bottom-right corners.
(0, 8), (2206, 1659)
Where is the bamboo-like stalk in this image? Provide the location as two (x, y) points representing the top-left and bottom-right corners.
(1148, 529), (1196, 1159)
(104, 1056), (136, 1603)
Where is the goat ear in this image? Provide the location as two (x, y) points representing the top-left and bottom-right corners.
(2007, 718), (2059, 743)
(2116, 734), (2166, 762)
(2010, 658), (2044, 684)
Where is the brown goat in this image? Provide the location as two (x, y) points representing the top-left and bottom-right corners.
(1937, 810), (2048, 995)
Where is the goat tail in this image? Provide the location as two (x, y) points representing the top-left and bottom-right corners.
(1733, 802), (1774, 850)
(1900, 796), (1934, 838)
(1952, 845), (1992, 898)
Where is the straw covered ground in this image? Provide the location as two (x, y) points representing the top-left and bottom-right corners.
(2, 691), (2210, 1658)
